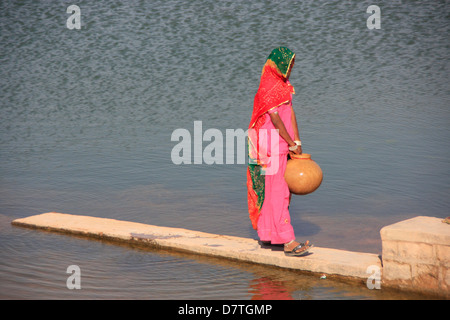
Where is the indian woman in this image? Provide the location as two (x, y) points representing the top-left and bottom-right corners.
(247, 47), (312, 256)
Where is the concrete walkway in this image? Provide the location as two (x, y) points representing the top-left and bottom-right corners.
(12, 212), (381, 280)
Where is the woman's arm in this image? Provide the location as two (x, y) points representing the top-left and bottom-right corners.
(269, 112), (300, 154)
(291, 106), (300, 141)
(290, 106), (302, 154)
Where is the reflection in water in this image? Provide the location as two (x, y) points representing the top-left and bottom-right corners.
(250, 277), (294, 300)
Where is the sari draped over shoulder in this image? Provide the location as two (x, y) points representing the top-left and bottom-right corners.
(247, 47), (296, 230)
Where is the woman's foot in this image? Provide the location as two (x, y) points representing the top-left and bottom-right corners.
(284, 240), (312, 256)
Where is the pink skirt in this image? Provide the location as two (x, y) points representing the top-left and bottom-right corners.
(255, 102), (296, 244)
(256, 152), (295, 244)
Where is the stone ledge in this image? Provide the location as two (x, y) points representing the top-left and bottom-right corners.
(12, 212), (381, 281)
(13, 212), (449, 297)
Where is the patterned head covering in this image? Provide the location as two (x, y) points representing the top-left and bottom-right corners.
(265, 46), (296, 78)
(249, 47), (296, 130)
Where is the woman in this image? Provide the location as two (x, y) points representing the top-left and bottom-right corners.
(247, 47), (312, 256)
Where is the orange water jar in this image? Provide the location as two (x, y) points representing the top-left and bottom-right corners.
(284, 153), (323, 195)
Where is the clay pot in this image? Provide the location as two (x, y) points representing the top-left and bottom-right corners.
(284, 153), (323, 195)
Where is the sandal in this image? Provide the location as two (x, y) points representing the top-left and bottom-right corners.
(284, 240), (313, 257)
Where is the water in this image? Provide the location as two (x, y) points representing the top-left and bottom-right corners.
(0, 0), (448, 299)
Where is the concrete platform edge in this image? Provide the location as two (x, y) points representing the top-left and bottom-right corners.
(11, 212), (383, 283)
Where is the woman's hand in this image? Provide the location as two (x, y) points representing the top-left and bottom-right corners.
(289, 144), (302, 156)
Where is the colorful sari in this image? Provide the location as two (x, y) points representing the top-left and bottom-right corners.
(247, 47), (296, 234)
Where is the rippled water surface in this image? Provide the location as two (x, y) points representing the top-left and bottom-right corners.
(1, 0), (448, 299)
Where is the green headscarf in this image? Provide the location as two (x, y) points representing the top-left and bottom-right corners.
(266, 47), (296, 78)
